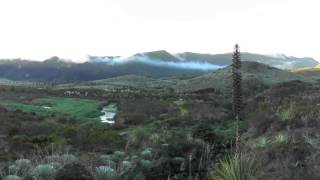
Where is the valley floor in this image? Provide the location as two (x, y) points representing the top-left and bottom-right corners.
(0, 78), (320, 179)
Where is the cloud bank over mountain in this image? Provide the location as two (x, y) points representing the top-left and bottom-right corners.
(88, 54), (224, 71)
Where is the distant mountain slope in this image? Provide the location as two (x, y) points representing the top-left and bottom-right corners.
(240, 53), (318, 69)
(136, 50), (181, 62)
(0, 50), (317, 83)
(58, 75), (178, 90)
(0, 57), (209, 83)
(175, 61), (315, 93)
(176, 52), (318, 69)
(291, 64), (320, 81)
(89, 50), (318, 69)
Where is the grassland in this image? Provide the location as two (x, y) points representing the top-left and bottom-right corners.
(58, 75), (178, 90)
(0, 97), (104, 121)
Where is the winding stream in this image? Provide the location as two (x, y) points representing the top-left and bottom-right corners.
(100, 103), (117, 123)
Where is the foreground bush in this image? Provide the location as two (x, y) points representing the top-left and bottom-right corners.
(32, 164), (56, 180)
(55, 162), (93, 180)
(212, 154), (258, 180)
(95, 166), (117, 180)
(60, 154), (77, 164)
(3, 175), (22, 180)
(14, 158), (32, 176)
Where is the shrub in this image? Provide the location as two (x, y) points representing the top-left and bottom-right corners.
(130, 126), (151, 146)
(193, 122), (217, 144)
(14, 158), (32, 176)
(212, 154), (258, 180)
(150, 133), (161, 144)
(3, 175), (22, 180)
(113, 151), (125, 161)
(141, 149), (152, 160)
(99, 155), (116, 168)
(248, 111), (275, 135)
(84, 127), (126, 151)
(214, 121), (240, 142)
(133, 172), (146, 180)
(121, 161), (132, 172)
(50, 162), (62, 170)
(255, 136), (270, 148)
(257, 100), (271, 111)
(32, 164), (56, 180)
(61, 154), (77, 164)
(98, 154), (116, 167)
(303, 133), (318, 146)
(275, 133), (287, 144)
(130, 155), (139, 163)
(15, 158), (31, 167)
(47, 155), (61, 163)
(46, 154), (76, 165)
(8, 165), (19, 175)
(140, 160), (152, 170)
(104, 161), (117, 169)
(172, 157), (185, 164)
(55, 162), (93, 180)
(99, 154), (113, 162)
(278, 103), (296, 122)
(95, 166), (117, 180)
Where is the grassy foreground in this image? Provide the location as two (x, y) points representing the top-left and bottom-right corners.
(0, 97), (104, 121)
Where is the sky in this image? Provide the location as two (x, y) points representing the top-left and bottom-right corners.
(0, 0), (319, 62)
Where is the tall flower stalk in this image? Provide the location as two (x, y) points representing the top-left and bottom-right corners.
(232, 44), (242, 154)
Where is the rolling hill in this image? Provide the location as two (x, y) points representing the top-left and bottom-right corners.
(58, 75), (179, 90)
(290, 64), (320, 81)
(57, 61), (316, 94)
(175, 61), (315, 93)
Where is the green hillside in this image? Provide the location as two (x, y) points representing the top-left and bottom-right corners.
(59, 75), (179, 90)
(291, 64), (320, 80)
(175, 61), (315, 93)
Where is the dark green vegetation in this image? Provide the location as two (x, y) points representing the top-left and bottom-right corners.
(0, 61), (320, 179)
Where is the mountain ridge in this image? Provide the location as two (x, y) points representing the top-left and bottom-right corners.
(86, 50), (318, 69)
(0, 50), (317, 83)
(1, 50), (317, 68)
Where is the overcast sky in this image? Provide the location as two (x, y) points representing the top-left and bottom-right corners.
(0, 0), (319, 62)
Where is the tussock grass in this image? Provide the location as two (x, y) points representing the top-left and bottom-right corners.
(212, 154), (258, 180)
